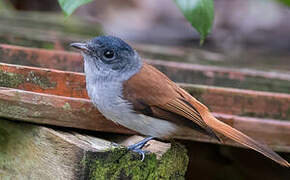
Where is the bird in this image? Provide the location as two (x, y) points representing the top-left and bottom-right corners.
(71, 35), (289, 167)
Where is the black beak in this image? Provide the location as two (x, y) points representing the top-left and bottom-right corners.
(70, 42), (90, 53)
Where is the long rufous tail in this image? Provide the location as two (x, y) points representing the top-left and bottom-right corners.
(202, 110), (289, 167)
(193, 100), (290, 167)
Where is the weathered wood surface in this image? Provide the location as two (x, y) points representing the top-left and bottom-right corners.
(0, 87), (289, 152)
(0, 44), (289, 94)
(0, 52), (289, 151)
(0, 12), (102, 50)
(0, 119), (188, 180)
(0, 44), (84, 72)
(0, 62), (289, 121)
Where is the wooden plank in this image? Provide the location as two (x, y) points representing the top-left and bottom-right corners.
(0, 87), (289, 152)
(0, 119), (188, 179)
(0, 87), (131, 134)
(0, 62), (289, 120)
(0, 12), (102, 50)
(1, 44), (290, 93)
(0, 44), (84, 72)
(181, 84), (290, 121)
(148, 59), (290, 94)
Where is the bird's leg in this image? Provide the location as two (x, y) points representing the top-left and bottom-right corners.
(127, 136), (154, 161)
(128, 136), (154, 150)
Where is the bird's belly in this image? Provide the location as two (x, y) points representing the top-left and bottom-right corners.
(96, 100), (181, 139)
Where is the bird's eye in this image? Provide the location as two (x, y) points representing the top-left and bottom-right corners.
(103, 50), (115, 60)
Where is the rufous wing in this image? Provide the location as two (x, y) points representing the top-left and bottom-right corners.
(123, 62), (220, 140)
(123, 62), (289, 167)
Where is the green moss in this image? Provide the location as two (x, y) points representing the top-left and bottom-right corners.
(85, 142), (189, 180)
(150, 142), (189, 180)
(0, 70), (25, 88)
(0, 70), (56, 89)
(26, 71), (56, 89)
(0, 127), (9, 152)
(62, 103), (72, 111)
(81, 107), (88, 113)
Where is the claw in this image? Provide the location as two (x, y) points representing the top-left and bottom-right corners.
(127, 136), (154, 161)
(130, 148), (150, 161)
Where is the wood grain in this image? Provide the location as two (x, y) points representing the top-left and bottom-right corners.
(0, 87), (289, 152)
(0, 62), (289, 120)
(1, 44), (290, 94)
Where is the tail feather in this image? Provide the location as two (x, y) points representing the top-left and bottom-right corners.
(177, 86), (289, 166)
(201, 110), (290, 167)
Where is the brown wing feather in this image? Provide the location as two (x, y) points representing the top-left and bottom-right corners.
(161, 98), (220, 140)
(123, 63), (220, 139)
(123, 62), (289, 167)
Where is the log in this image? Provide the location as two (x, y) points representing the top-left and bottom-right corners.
(0, 87), (289, 152)
(0, 62), (289, 120)
(0, 119), (189, 179)
(0, 44), (290, 94)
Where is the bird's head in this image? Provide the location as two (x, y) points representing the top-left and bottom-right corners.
(71, 35), (141, 81)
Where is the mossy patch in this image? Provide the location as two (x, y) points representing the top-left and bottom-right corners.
(62, 102), (72, 111)
(84, 142), (189, 180)
(0, 70), (56, 89)
(26, 71), (56, 89)
(0, 127), (9, 152)
(0, 70), (25, 88)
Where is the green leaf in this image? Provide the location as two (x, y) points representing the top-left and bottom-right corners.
(174, 0), (214, 45)
(0, 0), (14, 11)
(277, 0), (290, 6)
(58, 0), (93, 16)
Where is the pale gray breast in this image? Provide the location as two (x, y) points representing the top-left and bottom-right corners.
(86, 79), (183, 138)
(87, 80), (129, 116)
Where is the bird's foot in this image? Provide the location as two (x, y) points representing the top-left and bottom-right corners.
(129, 148), (150, 161)
(127, 136), (154, 161)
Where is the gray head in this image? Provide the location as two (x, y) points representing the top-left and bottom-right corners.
(71, 36), (142, 82)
